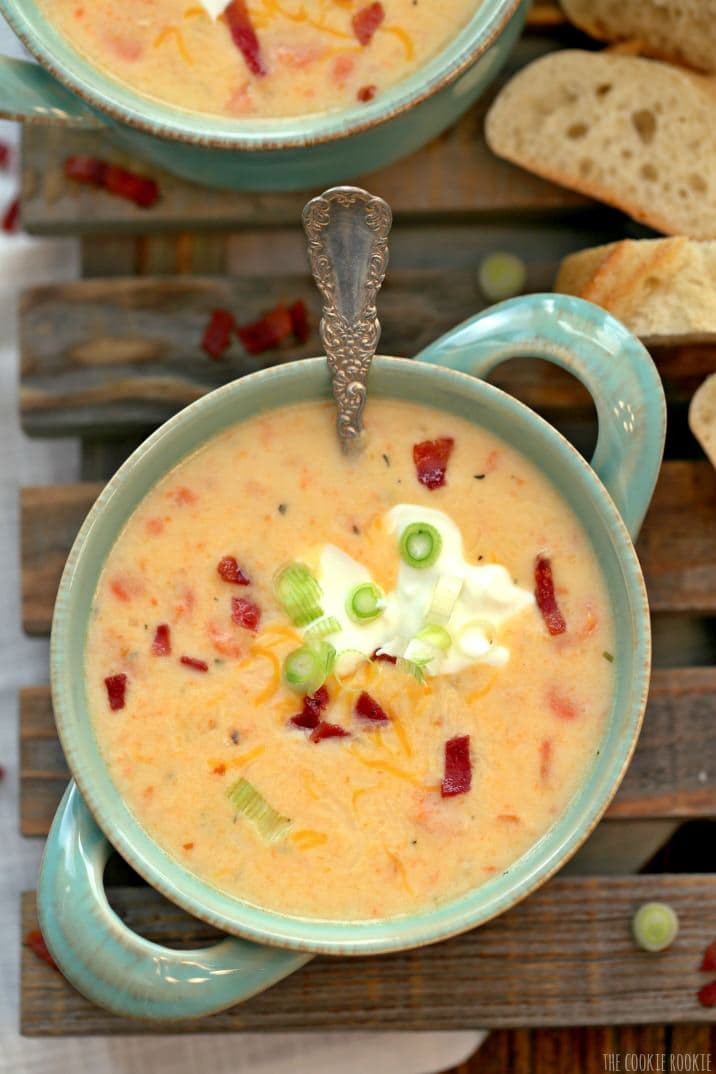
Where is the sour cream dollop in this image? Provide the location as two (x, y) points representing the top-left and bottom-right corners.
(199, 0), (230, 19)
(308, 504), (534, 677)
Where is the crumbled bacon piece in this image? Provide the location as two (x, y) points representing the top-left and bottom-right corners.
(310, 720), (350, 743)
(701, 940), (716, 972)
(24, 929), (59, 972)
(217, 555), (251, 585)
(231, 596), (261, 631)
(180, 655), (209, 672)
(2, 197), (19, 233)
(534, 555), (567, 636)
(104, 673), (127, 711)
(441, 735), (472, 797)
(288, 299), (310, 343)
(413, 437), (455, 490)
(352, 2), (384, 45)
(697, 981), (716, 1008)
(355, 691), (389, 722)
(289, 685), (330, 730)
(64, 155), (160, 208)
(357, 84), (376, 102)
(202, 309), (236, 360)
(0, 142), (10, 169)
(65, 154), (107, 185)
(371, 648), (397, 665)
(224, 0), (267, 76)
(547, 687), (577, 721)
(151, 623), (171, 656)
(212, 763), (226, 775)
(236, 304), (294, 355)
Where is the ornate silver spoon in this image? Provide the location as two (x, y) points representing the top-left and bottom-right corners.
(302, 186), (392, 454)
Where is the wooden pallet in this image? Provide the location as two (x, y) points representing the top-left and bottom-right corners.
(16, 15), (716, 1060)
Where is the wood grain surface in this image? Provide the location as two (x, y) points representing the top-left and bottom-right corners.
(20, 877), (716, 1034)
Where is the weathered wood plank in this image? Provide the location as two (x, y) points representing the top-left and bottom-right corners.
(20, 876), (716, 1033)
(20, 462), (716, 635)
(19, 33), (590, 237)
(19, 666), (716, 836)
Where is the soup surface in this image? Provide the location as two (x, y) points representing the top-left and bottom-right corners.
(40, 0), (479, 119)
(86, 399), (615, 921)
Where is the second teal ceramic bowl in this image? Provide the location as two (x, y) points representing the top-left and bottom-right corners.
(0, 0), (527, 190)
(40, 294), (665, 1021)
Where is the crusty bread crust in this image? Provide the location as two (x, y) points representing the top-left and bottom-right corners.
(690, 373), (716, 471)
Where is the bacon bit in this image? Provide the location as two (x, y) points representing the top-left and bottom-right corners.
(201, 308), (236, 360)
(180, 655), (209, 672)
(24, 929), (59, 972)
(217, 555), (250, 585)
(182, 842), (194, 850)
(151, 623), (171, 656)
(171, 486), (197, 506)
(413, 437), (455, 490)
(534, 555), (567, 636)
(371, 648), (397, 665)
(310, 720), (350, 743)
(231, 596), (261, 631)
(352, 2), (385, 45)
(212, 763), (226, 775)
(290, 685), (329, 730)
(64, 156), (160, 208)
(701, 940), (716, 972)
(547, 687), (578, 721)
(697, 981), (716, 1008)
(357, 84), (376, 102)
(355, 691), (389, 723)
(104, 673), (127, 711)
(441, 734), (472, 797)
(207, 621), (243, 658)
(236, 304), (294, 355)
(224, 0), (267, 76)
(2, 197), (19, 233)
(539, 738), (552, 781)
(288, 299), (310, 343)
(0, 143), (10, 169)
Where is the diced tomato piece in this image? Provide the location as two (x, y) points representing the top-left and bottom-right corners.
(310, 721), (350, 743)
(357, 84), (376, 102)
(539, 738), (552, 781)
(534, 555), (567, 636)
(231, 596), (261, 631)
(355, 690), (389, 722)
(697, 980), (716, 1008)
(201, 309), (236, 360)
(547, 687), (578, 721)
(151, 623), (171, 656)
(180, 655), (209, 672)
(24, 928), (59, 971)
(288, 299), (310, 343)
(441, 734), (472, 797)
(701, 940), (716, 972)
(104, 673), (127, 711)
(217, 555), (250, 585)
(413, 437), (455, 490)
(0, 142), (10, 169)
(224, 0), (267, 76)
(352, 2), (384, 45)
(236, 304), (294, 355)
(2, 197), (19, 233)
(371, 648), (397, 665)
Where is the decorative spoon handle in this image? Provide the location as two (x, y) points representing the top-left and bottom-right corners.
(302, 186), (392, 452)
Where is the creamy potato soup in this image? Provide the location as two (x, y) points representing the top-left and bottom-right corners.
(40, 0), (479, 118)
(86, 399), (615, 920)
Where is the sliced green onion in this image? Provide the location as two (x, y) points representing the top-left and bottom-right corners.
(416, 624), (452, 652)
(632, 902), (679, 952)
(346, 582), (385, 624)
(333, 648), (369, 684)
(426, 575), (463, 624)
(227, 778), (290, 843)
(305, 616), (342, 641)
(456, 620), (495, 659)
(395, 657), (427, 685)
(274, 562), (323, 627)
(478, 252), (527, 303)
(603, 650), (614, 663)
(283, 641), (335, 694)
(399, 522), (442, 569)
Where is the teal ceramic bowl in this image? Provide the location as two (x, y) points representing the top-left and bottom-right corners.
(40, 294), (665, 1021)
(0, 0), (527, 191)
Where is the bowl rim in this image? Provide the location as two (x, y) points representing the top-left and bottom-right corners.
(50, 355), (651, 956)
(0, 0), (523, 149)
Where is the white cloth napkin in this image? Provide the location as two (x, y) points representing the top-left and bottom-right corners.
(0, 15), (484, 1073)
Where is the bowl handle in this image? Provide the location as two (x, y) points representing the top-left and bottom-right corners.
(0, 56), (104, 127)
(38, 782), (311, 1021)
(414, 293), (666, 540)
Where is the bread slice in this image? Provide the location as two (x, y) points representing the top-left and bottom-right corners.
(485, 50), (716, 239)
(561, 0), (716, 74)
(555, 238), (716, 343)
(689, 373), (716, 471)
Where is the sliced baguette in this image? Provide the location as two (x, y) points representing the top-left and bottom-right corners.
(561, 0), (716, 74)
(555, 238), (716, 343)
(689, 373), (716, 471)
(485, 50), (716, 239)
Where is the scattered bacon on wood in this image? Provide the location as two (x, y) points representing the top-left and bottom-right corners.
(151, 623), (171, 656)
(441, 734), (472, 797)
(225, 0), (267, 76)
(180, 655), (209, 672)
(231, 596), (261, 631)
(701, 940), (716, 972)
(104, 673), (127, 710)
(697, 981), (716, 1008)
(413, 437), (455, 490)
(217, 555), (250, 585)
(310, 720), (350, 743)
(0, 142), (10, 169)
(355, 690), (389, 722)
(24, 929), (59, 972)
(202, 309), (236, 360)
(64, 155), (160, 208)
(2, 197), (19, 233)
(236, 304), (294, 355)
(534, 555), (567, 636)
(288, 299), (310, 342)
(352, 2), (385, 45)
(357, 84), (376, 102)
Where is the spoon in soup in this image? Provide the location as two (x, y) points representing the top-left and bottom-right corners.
(302, 186), (392, 454)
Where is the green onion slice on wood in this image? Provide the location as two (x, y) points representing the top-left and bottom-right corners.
(632, 902), (679, 952)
